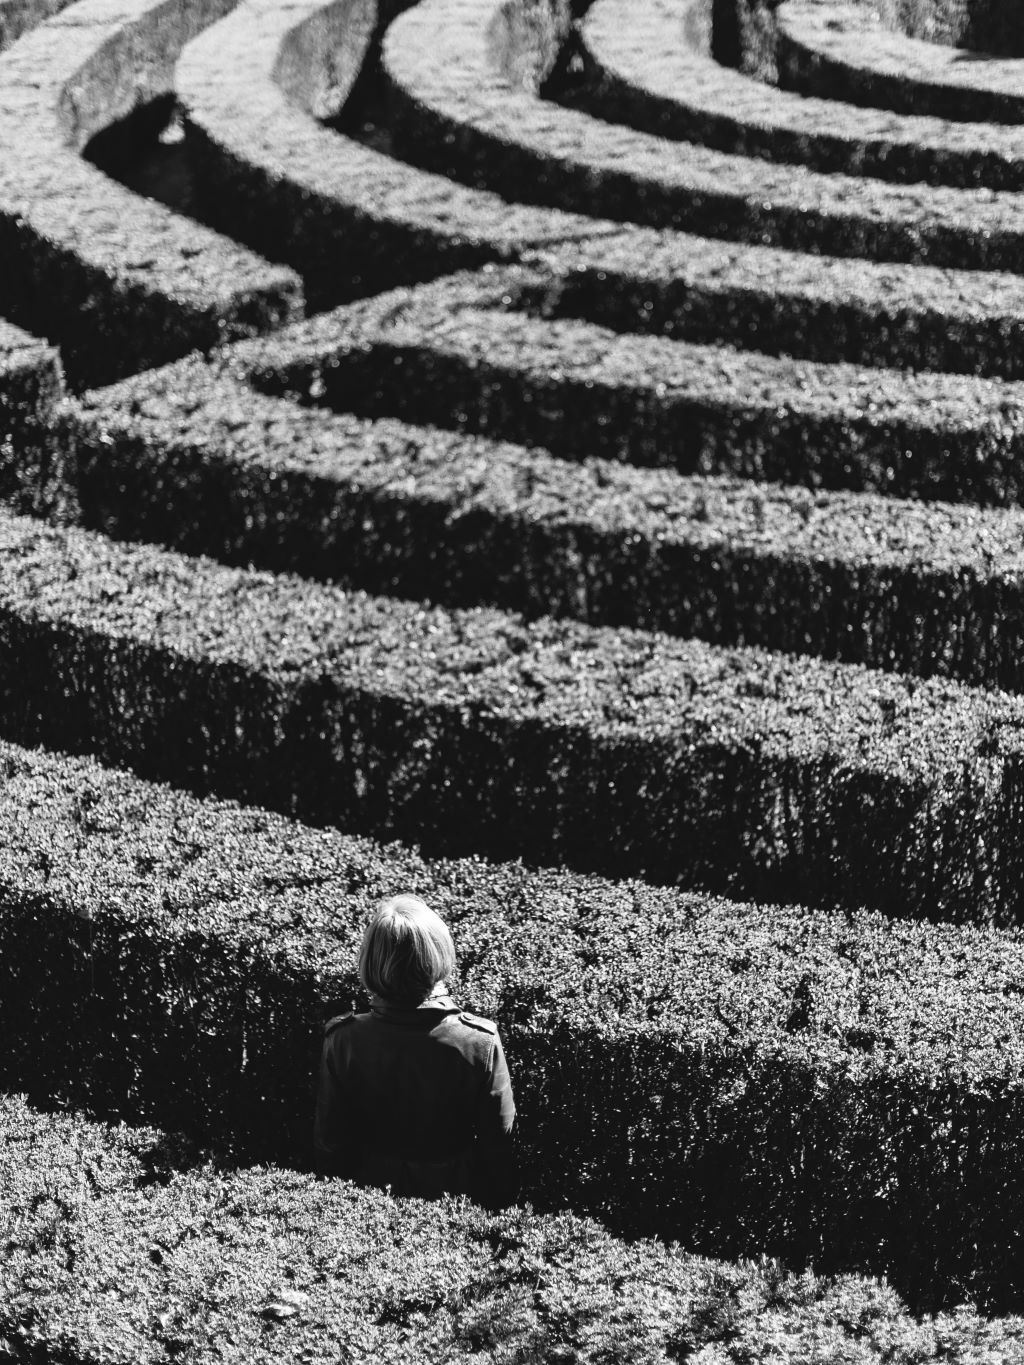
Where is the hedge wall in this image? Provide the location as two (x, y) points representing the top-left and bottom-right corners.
(0, 0), (76, 52)
(9, 741), (1024, 1306)
(0, 319), (61, 420)
(0, 318), (70, 516)
(521, 232), (1024, 378)
(61, 340), (1024, 690)
(383, 0), (1024, 272)
(776, 0), (1024, 123)
(845, 0), (1024, 62)
(7, 508), (1024, 920)
(9, 1097), (1023, 1361)
(177, 0), (614, 312)
(232, 269), (1024, 507)
(0, 0), (303, 387)
(581, 0), (1024, 188)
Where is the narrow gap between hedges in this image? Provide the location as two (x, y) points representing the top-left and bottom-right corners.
(84, 89), (500, 325)
(542, 0), (777, 118)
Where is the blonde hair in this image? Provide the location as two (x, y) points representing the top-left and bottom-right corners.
(358, 895), (456, 1002)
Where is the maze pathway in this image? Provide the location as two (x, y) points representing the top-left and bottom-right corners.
(176, 0), (616, 310)
(777, 0), (1024, 123)
(0, 0), (302, 385)
(581, 0), (1024, 187)
(384, 0), (1024, 270)
(4, 740), (1024, 1307)
(7, 0), (1024, 1341)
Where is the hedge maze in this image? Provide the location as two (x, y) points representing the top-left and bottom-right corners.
(8, 0), (1024, 1358)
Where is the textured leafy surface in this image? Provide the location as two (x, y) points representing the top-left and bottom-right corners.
(6, 0), (1024, 1343)
(7, 740), (1024, 1303)
(9, 1096), (1024, 1365)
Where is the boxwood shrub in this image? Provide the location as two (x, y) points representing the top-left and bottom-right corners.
(522, 234), (1024, 379)
(777, 0), (1024, 121)
(5, 508), (1024, 921)
(7, 741), (1024, 1306)
(581, 0), (1024, 188)
(0, 0), (303, 387)
(177, 0), (614, 312)
(0, 0), (76, 51)
(60, 339), (1024, 691)
(383, 0), (1024, 272)
(233, 269), (1024, 507)
(9, 1096), (1024, 1361)
(0, 319), (71, 515)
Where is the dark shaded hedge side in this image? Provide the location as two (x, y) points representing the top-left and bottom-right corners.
(0, 321), (70, 514)
(522, 234), (1024, 379)
(7, 743), (1024, 1306)
(383, 0), (1024, 272)
(0, 0), (76, 52)
(8, 1097), (1023, 1363)
(63, 351), (1024, 691)
(579, 0), (1024, 189)
(776, 0), (1024, 123)
(5, 510), (1024, 922)
(892, 0), (1024, 56)
(176, 0), (613, 312)
(236, 270), (1024, 507)
(0, 0), (303, 388)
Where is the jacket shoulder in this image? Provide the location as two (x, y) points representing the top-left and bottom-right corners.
(458, 1010), (498, 1036)
(324, 1011), (358, 1036)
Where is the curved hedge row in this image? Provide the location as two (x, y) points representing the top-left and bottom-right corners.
(0, 0), (303, 387)
(56, 298), (1024, 692)
(176, 0), (614, 312)
(3, 507), (1024, 923)
(9, 741), (1024, 1305)
(0, 0), (75, 51)
(884, 0), (1024, 53)
(10, 1097), (1023, 1360)
(382, 0), (1024, 271)
(777, 0), (1024, 123)
(521, 231), (1024, 378)
(236, 268), (1024, 507)
(581, 0), (1024, 188)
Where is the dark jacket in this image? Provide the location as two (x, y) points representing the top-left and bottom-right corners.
(313, 991), (516, 1207)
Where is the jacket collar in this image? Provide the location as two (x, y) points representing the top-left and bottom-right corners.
(369, 984), (461, 1022)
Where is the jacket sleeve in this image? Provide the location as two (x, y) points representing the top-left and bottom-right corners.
(313, 1029), (358, 1178)
(474, 1030), (517, 1208)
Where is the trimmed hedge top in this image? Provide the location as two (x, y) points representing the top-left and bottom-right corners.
(0, 0), (76, 52)
(582, 0), (1024, 188)
(225, 267), (1024, 505)
(10, 1097), (1024, 1364)
(523, 230), (1024, 378)
(5, 733), (1024, 1088)
(777, 0), (1024, 123)
(382, 0), (1024, 271)
(0, 316), (62, 428)
(7, 503), (1024, 922)
(73, 337), (1024, 576)
(34, 301), (1024, 692)
(176, 0), (616, 307)
(10, 737), (1024, 1302)
(7, 501), (1024, 777)
(0, 0), (302, 383)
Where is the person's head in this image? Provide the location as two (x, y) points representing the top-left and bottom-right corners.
(358, 894), (456, 1003)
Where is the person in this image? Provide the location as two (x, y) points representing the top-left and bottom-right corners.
(313, 894), (516, 1207)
